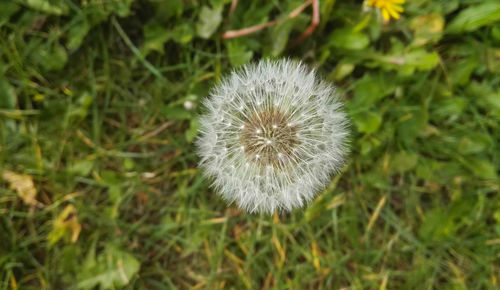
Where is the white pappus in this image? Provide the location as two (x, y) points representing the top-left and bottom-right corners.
(196, 59), (350, 214)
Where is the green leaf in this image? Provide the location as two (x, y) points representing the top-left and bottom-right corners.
(161, 105), (191, 120)
(390, 151), (418, 173)
(410, 13), (445, 46)
(484, 92), (500, 112)
(431, 97), (466, 122)
(449, 56), (478, 86)
(415, 158), (443, 181)
(447, 2), (500, 34)
(0, 80), (16, 109)
(68, 160), (94, 176)
(329, 28), (369, 50)
(359, 136), (381, 155)
(420, 197), (476, 242)
(464, 157), (498, 180)
(112, 0), (134, 17)
(493, 25), (500, 41)
(196, 5), (223, 39)
(397, 108), (428, 145)
(352, 111), (382, 133)
(141, 22), (171, 55)
(22, 0), (68, 15)
(77, 245), (140, 289)
(226, 39), (253, 67)
(35, 44), (68, 71)
(351, 74), (396, 109)
(466, 81), (500, 112)
(0, 2), (19, 28)
(419, 208), (449, 241)
(67, 15), (91, 51)
(331, 61), (355, 81)
(154, 0), (183, 20)
(185, 118), (199, 143)
(374, 49), (440, 73)
(172, 23), (194, 44)
(270, 19), (294, 57)
(457, 133), (492, 154)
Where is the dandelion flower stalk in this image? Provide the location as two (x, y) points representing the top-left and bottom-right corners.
(196, 59), (349, 214)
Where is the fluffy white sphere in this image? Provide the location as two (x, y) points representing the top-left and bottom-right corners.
(196, 59), (349, 214)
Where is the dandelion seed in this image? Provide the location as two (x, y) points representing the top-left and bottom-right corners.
(196, 59), (350, 214)
(184, 100), (195, 110)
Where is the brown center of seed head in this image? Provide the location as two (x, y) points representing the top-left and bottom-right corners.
(239, 109), (301, 168)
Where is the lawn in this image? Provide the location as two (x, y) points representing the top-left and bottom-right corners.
(1, 0), (500, 289)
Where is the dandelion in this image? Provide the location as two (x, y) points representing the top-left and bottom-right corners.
(365, 0), (405, 22)
(196, 59), (349, 214)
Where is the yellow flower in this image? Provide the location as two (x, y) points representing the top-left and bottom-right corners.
(366, 0), (405, 22)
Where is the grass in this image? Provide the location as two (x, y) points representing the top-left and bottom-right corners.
(1, 0), (500, 289)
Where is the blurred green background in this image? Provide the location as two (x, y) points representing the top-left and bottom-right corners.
(1, 0), (500, 289)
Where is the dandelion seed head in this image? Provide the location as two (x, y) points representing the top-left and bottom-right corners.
(196, 59), (350, 214)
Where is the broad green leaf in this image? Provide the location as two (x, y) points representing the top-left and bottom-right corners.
(100, 170), (120, 186)
(185, 118), (199, 143)
(77, 245), (140, 289)
(68, 160), (94, 176)
(419, 198), (474, 242)
(22, 0), (68, 15)
(320, 0), (337, 30)
(431, 97), (466, 122)
(226, 39), (253, 67)
(464, 157), (498, 180)
(67, 15), (91, 51)
(112, 0), (134, 17)
(161, 105), (191, 120)
(449, 56), (478, 86)
(397, 108), (428, 145)
(447, 2), (500, 34)
(483, 93), (500, 112)
(415, 158), (443, 181)
(0, 80), (16, 109)
(106, 185), (122, 219)
(36, 44), (68, 71)
(466, 81), (500, 112)
(442, 0), (460, 15)
(196, 5), (223, 39)
(433, 161), (468, 185)
(457, 133), (492, 154)
(352, 111), (382, 133)
(351, 74), (396, 109)
(331, 61), (355, 81)
(123, 158), (135, 170)
(486, 47), (500, 74)
(63, 92), (93, 127)
(153, 0), (182, 20)
(359, 136), (381, 155)
(380, 49), (439, 73)
(360, 172), (390, 189)
(270, 19), (294, 57)
(172, 23), (194, 44)
(419, 208), (451, 241)
(329, 28), (369, 50)
(493, 25), (500, 41)
(141, 22), (171, 55)
(410, 13), (444, 46)
(390, 151), (418, 173)
(0, 2), (19, 27)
